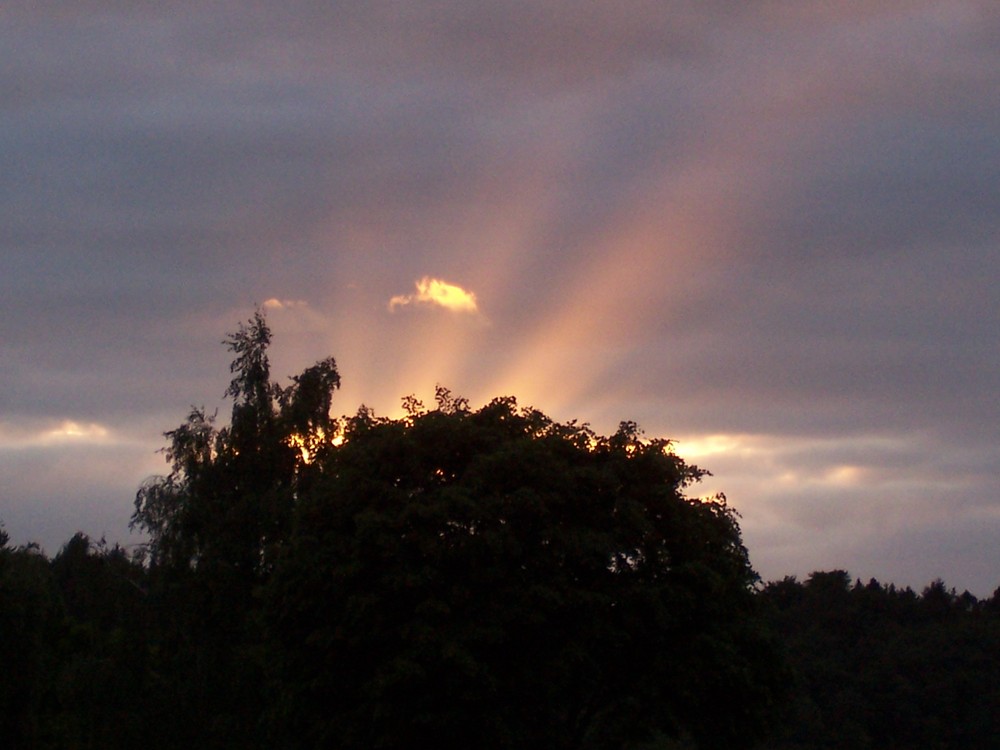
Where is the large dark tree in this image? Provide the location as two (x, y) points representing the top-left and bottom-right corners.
(130, 309), (341, 748)
(265, 390), (784, 750)
(132, 308), (341, 580)
(123, 313), (783, 748)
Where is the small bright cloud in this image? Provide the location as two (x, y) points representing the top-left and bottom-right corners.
(262, 298), (308, 310)
(678, 434), (762, 459)
(389, 277), (479, 313)
(44, 420), (111, 443)
(0, 420), (115, 449)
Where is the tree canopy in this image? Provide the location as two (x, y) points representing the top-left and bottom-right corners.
(131, 308), (341, 578)
(127, 311), (784, 748)
(264, 391), (783, 749)
(760, 572), (1000, 749)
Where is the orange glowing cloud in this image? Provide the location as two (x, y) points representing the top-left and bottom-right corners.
(389, 277), (479, 313)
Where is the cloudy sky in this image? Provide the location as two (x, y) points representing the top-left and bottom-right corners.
(2, 1), (999, 594)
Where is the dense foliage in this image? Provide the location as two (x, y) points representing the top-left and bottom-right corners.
(759, 572), (1000, 750)
(3, 312), (998, 748)
(265, 390), (781, 749)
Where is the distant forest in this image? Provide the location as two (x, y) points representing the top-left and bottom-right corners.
(3, 313), (998, 749)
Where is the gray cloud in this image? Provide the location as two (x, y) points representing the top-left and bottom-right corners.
(2, 1), (999, 593)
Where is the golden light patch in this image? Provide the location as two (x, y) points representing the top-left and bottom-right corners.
(287, 433), (311, 462)
(47, 420), (109, 441)
(0, 420), (118, 448)
(389, 277), (479, 313)
(823, 464), (866, 485)
(287, 429), (345, 463)
(262, 298), (308, 310)
(677, 434), (755, 459)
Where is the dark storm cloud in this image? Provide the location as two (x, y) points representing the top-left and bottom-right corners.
(1, 1), (998, 592)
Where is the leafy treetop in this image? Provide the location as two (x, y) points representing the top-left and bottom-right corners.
(131, 309), (340, 577)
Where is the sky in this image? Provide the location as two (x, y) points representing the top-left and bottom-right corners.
(2, 1), (999, 595)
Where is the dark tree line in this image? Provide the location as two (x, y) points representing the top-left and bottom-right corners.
(0, 531), (151, 748)
(2, 312), (999, 748)
(758, 571), (1000, 750)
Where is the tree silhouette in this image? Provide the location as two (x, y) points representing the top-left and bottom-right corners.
(131, 308), (340, 578)
(760, 573), (1000, 749)
(264, 395), (784, 749)
(129, 309), (341, 748)
(0, 537), (62, 748)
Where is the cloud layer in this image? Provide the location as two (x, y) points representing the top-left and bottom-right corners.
(2, 1), (999, 593)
